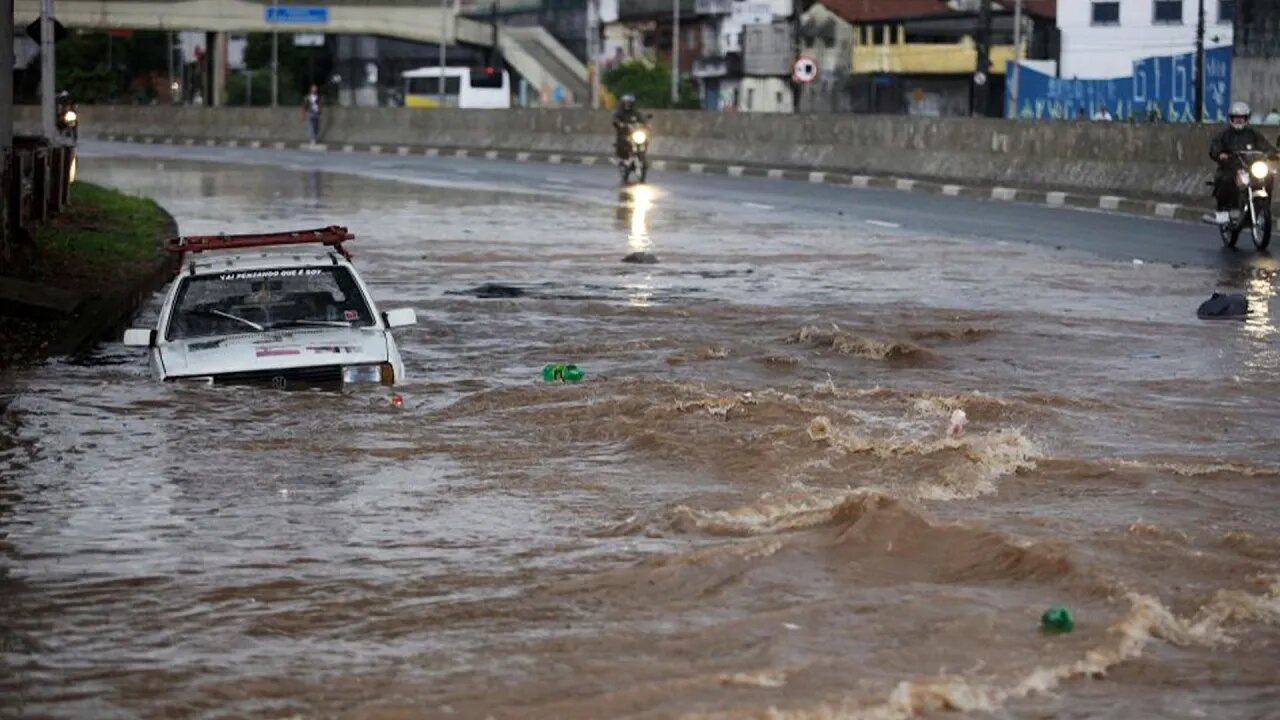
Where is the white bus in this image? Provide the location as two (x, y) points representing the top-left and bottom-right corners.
(401, 66), (511, 109)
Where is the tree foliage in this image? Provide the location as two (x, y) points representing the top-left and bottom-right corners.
(602, 60), (699, 110)
(54, 29), (170, 102)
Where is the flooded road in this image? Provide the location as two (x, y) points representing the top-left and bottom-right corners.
(2, 146), (1279, 719)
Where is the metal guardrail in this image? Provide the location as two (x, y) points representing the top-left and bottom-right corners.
(2, 137), (76, 263)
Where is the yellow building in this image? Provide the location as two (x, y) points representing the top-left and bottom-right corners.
(852, 25), (1020, 76)
(797, 0), (1058, 116)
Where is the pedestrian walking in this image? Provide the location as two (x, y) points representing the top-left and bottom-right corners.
(303, 84), (321, 145)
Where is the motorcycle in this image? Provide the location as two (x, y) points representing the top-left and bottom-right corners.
(56, 102), (78, 143)
(1210, 150), (1274, 250)
(618, 122), (650, 186)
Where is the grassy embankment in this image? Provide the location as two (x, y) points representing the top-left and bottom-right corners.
(1, 182), (173, 366)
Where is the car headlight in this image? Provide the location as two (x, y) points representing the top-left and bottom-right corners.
(342, 363), (395, 385)
(1251, 160), (1270, 180)
(631, 129), (647, 144)
(342, 364), (382, 384)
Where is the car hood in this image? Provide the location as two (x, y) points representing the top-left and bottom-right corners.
(159, 328), (389, 377)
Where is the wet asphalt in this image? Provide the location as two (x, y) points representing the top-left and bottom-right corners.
(77, 140), (1279, 276)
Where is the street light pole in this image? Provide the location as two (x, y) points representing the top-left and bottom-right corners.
(40, 0), (56, 141)
(671, 0), (680, 105)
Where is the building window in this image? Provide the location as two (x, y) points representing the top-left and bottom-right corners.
(1153, 0), (1183, 23)
(1091, 1), (1120, 25)
(1219, 0), (1235, 22)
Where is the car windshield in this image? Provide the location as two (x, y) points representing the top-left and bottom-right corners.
(166, 266), (375, 341)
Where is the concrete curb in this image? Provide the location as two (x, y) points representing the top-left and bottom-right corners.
(96, 132), (1212, 224)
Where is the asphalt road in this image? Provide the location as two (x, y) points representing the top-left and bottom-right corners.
(79, 140), (1279, 276)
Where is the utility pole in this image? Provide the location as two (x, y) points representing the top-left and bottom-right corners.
(588, 0), (601, 108)
(2, 0), (15, 153)
(671, 0), (680, 105)
(167, 32), (173, 99)
(972, 0), (992, 117)
(1010, 0), (1022, 118)
(271, 0), (279, 106)
(40, 0), (56, 140)
(438, 0), (449, 105)
(1194, 0), (1205, 123)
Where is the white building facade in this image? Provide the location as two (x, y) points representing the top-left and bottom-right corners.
(1059, 0), (1235, 79)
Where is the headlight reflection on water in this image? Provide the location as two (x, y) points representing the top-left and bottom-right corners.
(1244, 272), (1275, 341)
(618, 185), (659, 307)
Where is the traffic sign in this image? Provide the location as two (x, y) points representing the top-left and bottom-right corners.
(264, 5), (330, 24)
(25, 18), (67, 43)
(792, 56), (818, 85)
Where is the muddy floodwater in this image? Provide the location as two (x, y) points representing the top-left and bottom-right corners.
(2, 151), (1279, 719)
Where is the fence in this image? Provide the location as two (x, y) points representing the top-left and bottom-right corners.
(1, 137), (77, 265)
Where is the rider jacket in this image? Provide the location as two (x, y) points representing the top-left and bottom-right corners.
(613, 108), (644, 133)
(1209, 126), (1276, 163)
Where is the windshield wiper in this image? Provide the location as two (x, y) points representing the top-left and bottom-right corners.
(189, 308), (265, 331)
(270, 319), (354, 329)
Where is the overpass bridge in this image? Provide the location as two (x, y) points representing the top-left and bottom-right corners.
(11, 0), (587, 104)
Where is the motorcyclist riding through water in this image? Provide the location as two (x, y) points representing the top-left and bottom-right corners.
(55, 90), (78, 141)
(1210, 101), (1277, 223)
(613, 95), (645, 161)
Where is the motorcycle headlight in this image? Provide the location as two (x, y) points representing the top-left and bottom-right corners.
(342, 364), (381, 384)
(63, 110), (77, 123)
(631, 129), (647, 144)
(1251, 160), (1270, 180)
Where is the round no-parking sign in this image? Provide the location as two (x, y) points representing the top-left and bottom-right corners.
(792, 56), (819, 85)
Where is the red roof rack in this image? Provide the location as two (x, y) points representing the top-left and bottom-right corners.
(166, 225), (355, 259)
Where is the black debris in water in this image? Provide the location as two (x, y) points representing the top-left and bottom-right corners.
(622, 252), (659, 265)
(1196, 292), (1248, 319)
(447, 283), (527, 299)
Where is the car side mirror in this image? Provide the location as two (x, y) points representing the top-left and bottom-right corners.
(383, 308), (417, 328)
(123, 328), (156, 347)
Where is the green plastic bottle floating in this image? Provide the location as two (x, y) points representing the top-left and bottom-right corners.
(542, 363), (585, 383)
(1041, 606), (1074, 634)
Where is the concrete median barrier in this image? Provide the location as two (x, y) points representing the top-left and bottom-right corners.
(14, 105), (1218, 204)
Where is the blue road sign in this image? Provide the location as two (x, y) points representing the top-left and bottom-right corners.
(264, 6), (330, 24)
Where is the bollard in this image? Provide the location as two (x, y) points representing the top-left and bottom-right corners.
(17, 150), (34, 229)
(0, 148), (10, 263)
(31, 147), (49, 224)
(48, 147), (65, 212)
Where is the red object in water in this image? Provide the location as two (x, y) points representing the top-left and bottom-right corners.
(166, 226), (355, 259)
(390, 394), (404, 408)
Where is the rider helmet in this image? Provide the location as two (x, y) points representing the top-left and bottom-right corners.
(620, 94), (635, 111)
(1229, 101), (1251, 130)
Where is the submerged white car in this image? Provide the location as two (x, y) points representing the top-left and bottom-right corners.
(124, 226), (416, 388)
